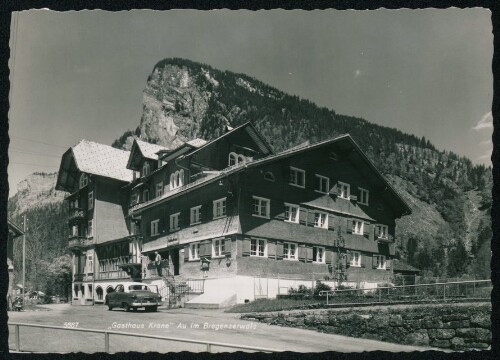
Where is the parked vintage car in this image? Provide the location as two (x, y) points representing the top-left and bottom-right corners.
(105, 282), (162, 312)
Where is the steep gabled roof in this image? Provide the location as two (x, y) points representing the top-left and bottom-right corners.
(56, 140), (133, 192)
(135, 139), (170, 160)
(186, 122), (274, 159)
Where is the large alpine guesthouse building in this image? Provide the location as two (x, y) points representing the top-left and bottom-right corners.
(56, 123), (411, 306)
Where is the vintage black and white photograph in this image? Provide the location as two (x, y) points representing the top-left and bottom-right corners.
(5, 8), (493, 354)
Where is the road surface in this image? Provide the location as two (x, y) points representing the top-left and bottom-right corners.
(8, 304), (446, 353)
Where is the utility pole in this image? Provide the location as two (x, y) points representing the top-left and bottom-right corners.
(22, 213), (26, 301)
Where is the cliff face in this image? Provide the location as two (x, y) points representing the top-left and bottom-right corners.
(8, 172), (66, 218)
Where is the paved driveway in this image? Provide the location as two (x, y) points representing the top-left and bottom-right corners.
(8, 304), (444, 353)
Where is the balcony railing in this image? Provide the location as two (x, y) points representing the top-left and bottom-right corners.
(68, 236), (94, 249)
(68, 208), (86, 223)
(376, 236), (392, 244)
(97, 256), (132, 280)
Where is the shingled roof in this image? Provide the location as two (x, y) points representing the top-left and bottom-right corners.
(56, 140), (133, 192)
(135, 139), (170, 160)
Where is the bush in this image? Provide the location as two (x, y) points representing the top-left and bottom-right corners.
(314, 281), (332, 297)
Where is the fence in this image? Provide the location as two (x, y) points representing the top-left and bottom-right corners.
(320, 279), (491, 306)
(8, 322), (281, 353)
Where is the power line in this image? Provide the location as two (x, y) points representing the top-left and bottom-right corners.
(10, 135), (70, 149)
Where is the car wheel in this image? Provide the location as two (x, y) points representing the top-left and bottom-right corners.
(108, 305), (113, 311)
(150, 306), (158, 312)
(124, 303), (131, 312)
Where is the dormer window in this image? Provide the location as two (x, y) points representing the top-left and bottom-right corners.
(170, 170), (185, 190)
(229, 153), (238, 166)
(289, 167), (305, 188)
(264, 172), (275, 182)
(79, 173), (88, 189)
(228, 152), (246, 167)
(142, 162), (151, 177)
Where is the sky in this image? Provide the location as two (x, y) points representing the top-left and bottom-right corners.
(8, 9), (493, 197)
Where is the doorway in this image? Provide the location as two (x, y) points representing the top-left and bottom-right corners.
(170, 248), (180, 276)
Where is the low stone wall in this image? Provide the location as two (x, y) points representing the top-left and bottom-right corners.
(240, 303), (491, 350)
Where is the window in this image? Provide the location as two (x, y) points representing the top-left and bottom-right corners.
(314, 212), (328, 229)
(87, 255), (93, 274)
(170, 170), (184, 190)
(352, 220), (364, 235)
(264, 172), (275, 181)
(96, 287), (103, 301)
(289, 167), (305, 188)
(169, 213), (180, 231)
(252, 196), (270, 218)
(313, 247), (325, 263)
(156, 182), (164, 198)
(284, 203), (299, 223)
(190, 206), (202, 225)
(87, 220), (93, 237)
(79, 173), (88, 188)
(339, 182), (350, 199)
(151, 219), (160, 236)
(142, 162), (150, 177)
(250, 238), (266, 257)
(88, 191), (94, 210)
(283, 242), (298, 260)
(315, 175), (329, 194)
(228, 152), (246, 167)
(212, 238), (225, 257)
(375, 255), (386, 270)
(376, 225), (389, 239)
(189, 243), (200, 260)
(358, 188), (369, 205)
(143, 189), (149, 202)
(229, 152), (238, 166)
(350, 252), (361, 267)
(213, 198), (227, 218)
(87, 284), (93, 298)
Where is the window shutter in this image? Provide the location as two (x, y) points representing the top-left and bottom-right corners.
(306, 247), (313, 263)
(340, 254), (347, 271)
(201, 241), (212, 258)
(386, 259), (392, 270)
(346, 219), (353, 233)
(276, 242), (284, 260)
(224, 238), (232, 255)
(326, 250), (334, 265)
(374, 225), (380, 238)
(363, 223), (371, 238)
(328, 214), (335, 230)
(307, 211), (316, 227)
(184, 245), (190, 261)
(267, 242), (276, 258)
(298, 246), (306, 262)
(299, 209), (308, 225)
(242, 238), (251, 256)
(360, 254), (366, 268)
(346, 253), (352, 267)
(372, 255), (378, 269)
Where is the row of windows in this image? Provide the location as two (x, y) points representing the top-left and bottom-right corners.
(288, 167), (370, 205)
(188, 238), (226, 260)
(260, 197), (390, 237)
(132, 170), (186, 206)
(249, 238), (326, 262)
(350, 252), (387, 270)
(150, 198), (227, 236)
(71, 220), (93, 237)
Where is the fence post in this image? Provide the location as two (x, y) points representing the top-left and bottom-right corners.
(443, 283), (446, 300)
(326, 292), (329, 305)
(15, 324), (20, 351)
(206, 343), (212, 352)
(105, 331), (110, 353)
(473, 279), (476, 297)
(378, 287), (381, 302)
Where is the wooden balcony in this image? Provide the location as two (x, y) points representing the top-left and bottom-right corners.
(376, 236), (392, 244)
(68, 236), (94, 251)
(68, 208), (86, 223)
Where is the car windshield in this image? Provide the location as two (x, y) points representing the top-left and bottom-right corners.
(128, 285), (150, 291)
